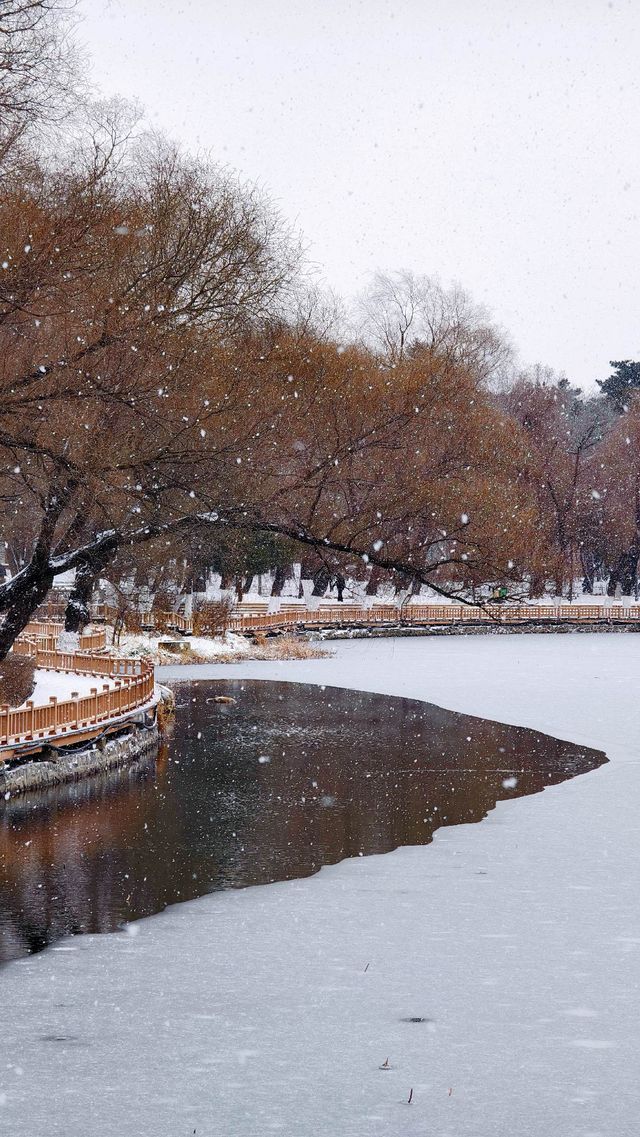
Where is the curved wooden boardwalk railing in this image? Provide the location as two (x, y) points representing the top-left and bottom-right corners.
(35, 597), (640, 638)
(83, 600), (640, 637)
(1, 635), (155, 756)
(3, 598), (636, 759)
(14, 624), (108, 655)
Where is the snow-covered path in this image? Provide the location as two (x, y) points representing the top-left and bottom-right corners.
(3, 634), (640, 1136)
(21, 668), (117, 708)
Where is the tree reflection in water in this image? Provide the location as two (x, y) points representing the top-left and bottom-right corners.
(0, 680), (606, 964)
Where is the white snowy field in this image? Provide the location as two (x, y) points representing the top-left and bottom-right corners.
(118, 630), (253, 662)
(3, 634), (640, 1136)
(21, 668), (118, 708)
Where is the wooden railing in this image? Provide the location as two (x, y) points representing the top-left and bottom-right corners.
(3, 598), (634, 757)
(225, 602), (640, 632)
(1, 645), (155, 753)
(89, 604), (195, 635)
(142, 610), (193, 634)
(34, 599), (640, 642)
(16, 624), (107, 653)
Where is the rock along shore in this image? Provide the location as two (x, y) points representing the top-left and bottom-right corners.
(0, 722), (159, 798)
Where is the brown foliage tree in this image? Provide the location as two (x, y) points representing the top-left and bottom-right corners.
(591, 400), (640, 596)
(501, 377), (603, 598)
(0, 131), (299, 654)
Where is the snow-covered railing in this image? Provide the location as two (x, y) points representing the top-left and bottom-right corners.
(226, 603), (640, 632)
(34, 599), (640, 642)
(16, 624), (107, 653)
(402, 603), (640, 624)
(0, 645), (155, 753)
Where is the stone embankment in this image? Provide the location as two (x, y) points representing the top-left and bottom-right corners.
(319, 620), (640, 640)
(0, 721), (159, 797)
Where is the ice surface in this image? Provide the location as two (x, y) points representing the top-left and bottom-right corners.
(3, 634), (640, 1136)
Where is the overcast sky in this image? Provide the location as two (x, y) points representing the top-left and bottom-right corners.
(78, 0), (640, 388)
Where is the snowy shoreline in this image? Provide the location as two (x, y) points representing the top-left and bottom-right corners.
(2, 634), (639, 1136)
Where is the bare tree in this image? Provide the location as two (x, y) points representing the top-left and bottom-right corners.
(0, 0), (80, 146)
(288, 282), (346, 343)
(357, 269), (513, 385)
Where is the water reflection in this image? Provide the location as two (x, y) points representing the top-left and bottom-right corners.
(0, 680), (606, 964)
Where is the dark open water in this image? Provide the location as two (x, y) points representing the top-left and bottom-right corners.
(0, 679), (606, 964)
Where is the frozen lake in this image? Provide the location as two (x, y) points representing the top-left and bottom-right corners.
(0, 679), (603, 963)
(1, 634), (639, 1136)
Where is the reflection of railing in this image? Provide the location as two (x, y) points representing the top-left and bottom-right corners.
(1, 643), (155, 754)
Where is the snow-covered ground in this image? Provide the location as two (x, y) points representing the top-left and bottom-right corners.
(21, 668), (117, 708)
(3, 634), (640, 1136)
(118, 630), (253, 663)
(187, 565), (637, 606)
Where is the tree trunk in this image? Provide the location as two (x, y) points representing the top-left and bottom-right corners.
(335, 573), (346, 602)
(607, 547), (639, 597)
(393, 572), (412, 597)
(235, 575), (245, 601)
(64, 563), (96, 633)
(64, 541), (120, 633)
(0, 487), (75, 660)
(0, 564), (55, 660)
(528, 573), (545, 600)
(365, 566), (382, 597)
(271, 563), (293, 597)
(298, 556), (317, 598)
(311, 567), (331, 597)
(579, 549), (595, 595)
